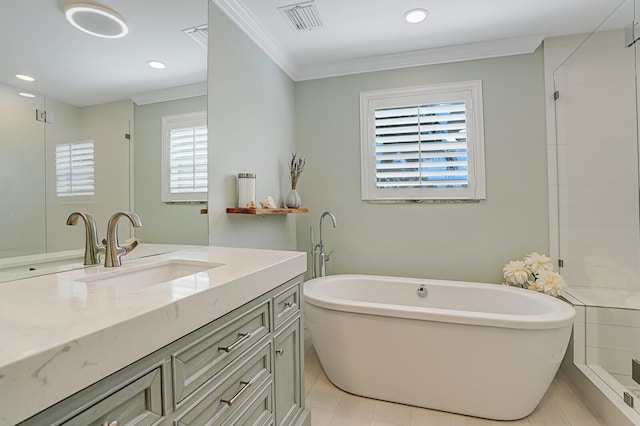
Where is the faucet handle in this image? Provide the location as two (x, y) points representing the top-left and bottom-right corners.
(121, 238), (139, 255)
(324, 250), (334, 261)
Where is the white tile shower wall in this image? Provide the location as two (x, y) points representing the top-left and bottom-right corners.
(552, 29), (640, 290)
(544, 33), (588, 266)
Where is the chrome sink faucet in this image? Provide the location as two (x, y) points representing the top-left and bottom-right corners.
(66, 211), (104, 265)
(311, 211), (337, 278)
(104, 212), (142, 267)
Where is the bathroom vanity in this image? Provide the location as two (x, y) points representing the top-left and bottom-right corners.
(0, 246), (309, 426)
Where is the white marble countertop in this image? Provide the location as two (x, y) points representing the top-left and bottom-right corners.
(0, 246), (306, 425)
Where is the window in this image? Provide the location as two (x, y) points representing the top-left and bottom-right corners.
(55, 141), (95, 197)
(162, 111), (208, 202)
(360, 81), (485, 201)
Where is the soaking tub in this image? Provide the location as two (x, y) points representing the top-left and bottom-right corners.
(304, 274), (576, 420)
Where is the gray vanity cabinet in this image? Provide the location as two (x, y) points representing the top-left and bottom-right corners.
(19, 275), (310, 426)
(274, 317), (302, 426)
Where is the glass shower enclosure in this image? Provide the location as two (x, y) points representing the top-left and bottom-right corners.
(553, 0), (640, 416)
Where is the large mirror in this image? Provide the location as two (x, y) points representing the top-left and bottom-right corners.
(0, 0), (208, 280)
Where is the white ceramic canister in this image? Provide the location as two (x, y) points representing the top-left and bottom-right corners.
(237, 173), (256, 208)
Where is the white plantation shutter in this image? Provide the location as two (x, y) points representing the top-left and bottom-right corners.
(56, 141), (95, 197)
(162, 112), (208, 202)
(168, 126), (208, 194)
(374, 102), (468, 188)
(361, 81), (485, 201)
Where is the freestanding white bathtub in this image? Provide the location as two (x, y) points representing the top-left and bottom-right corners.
(304, 274), (576, 420)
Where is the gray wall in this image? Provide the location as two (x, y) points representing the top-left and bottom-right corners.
(207, 2), (297, 250)
(295, 49), (549, 283)
(133, 96), (209, 245)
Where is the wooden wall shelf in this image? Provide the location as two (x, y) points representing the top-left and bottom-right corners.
(226, 208), (309, 215)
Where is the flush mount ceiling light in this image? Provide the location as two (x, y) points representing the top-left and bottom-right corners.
(147, 60), (166, 70)
(16, 74), (35, 82)
(18, 92), (36, 98)
(404, 8), (428, 24)
(64, 1), (128, 39)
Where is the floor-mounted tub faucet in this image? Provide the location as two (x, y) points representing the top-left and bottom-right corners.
(66, 211), (104, 265)
(311, 211), (337, 278)
(104, 212), (142, 267)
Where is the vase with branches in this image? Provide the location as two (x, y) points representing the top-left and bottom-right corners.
(285, 153), (305, 208)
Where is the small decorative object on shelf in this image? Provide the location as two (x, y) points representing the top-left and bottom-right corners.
(286, 153), (305, 208)
(237, 173), (256, 208)
(502, 252), (566, 297)
(260, 195), (277, 209)
(285, 189), (302, 209)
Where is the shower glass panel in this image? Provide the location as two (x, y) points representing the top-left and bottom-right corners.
(553, 0), (640, 412)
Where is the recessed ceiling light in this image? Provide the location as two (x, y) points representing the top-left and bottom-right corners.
(18, 92), (36, 98)
(16, 74), (35, 82)
(64, 1), (128, 39)
(147, 60), (166, 70)
(404, 8), (428, 24)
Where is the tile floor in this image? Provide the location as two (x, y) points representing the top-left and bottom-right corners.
(303, 331), (604, 425)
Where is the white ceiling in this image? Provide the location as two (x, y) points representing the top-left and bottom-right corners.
(0, 0), (627, 107)
(222, 0), (627, 80)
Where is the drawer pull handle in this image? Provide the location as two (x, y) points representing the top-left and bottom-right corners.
(221, 380), (252, 406)
(218, 332), (251, 353)
(284, 300), (294, 308)
(276, 347), (284, 356)
(102, 422), (119, 426)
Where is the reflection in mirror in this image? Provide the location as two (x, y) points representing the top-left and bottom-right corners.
(0, 84), (46, 259)
(0, 0), (208, 280)
(0, 85), (132, 259)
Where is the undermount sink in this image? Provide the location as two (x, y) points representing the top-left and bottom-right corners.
(78, 259), (223, 289)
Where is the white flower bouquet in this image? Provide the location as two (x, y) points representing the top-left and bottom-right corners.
(502, 252), (566, 297)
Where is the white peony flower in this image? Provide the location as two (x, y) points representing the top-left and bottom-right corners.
(527, 280), (542, 293)
(524, 252), (552, 275)
(503, 260), (531, 286)
(535, 270), (566, 297)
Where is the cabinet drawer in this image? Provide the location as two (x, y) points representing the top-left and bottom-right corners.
(273, 279), (301, 329)
(224, 380), (274, 426)
(172, 300), (271, 406)
(175, 342), (273, 425)
(61, 366), (164, 426)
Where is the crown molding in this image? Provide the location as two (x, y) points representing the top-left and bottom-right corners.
(293, 35), (544, 81)
(130, 82), (207, 105)
(212, 0), (298, 79)
(212, 0), (543, 82)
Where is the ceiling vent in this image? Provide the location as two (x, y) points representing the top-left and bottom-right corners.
(183, 24), (208, 48)
(278, 1), (325, 31)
